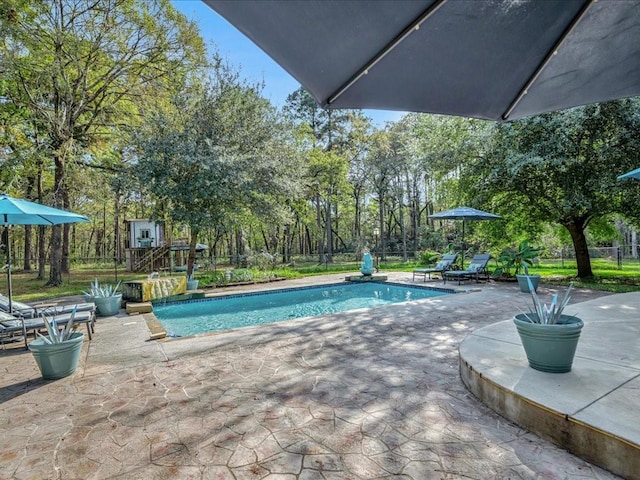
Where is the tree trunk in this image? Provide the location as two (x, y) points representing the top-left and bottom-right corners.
(325, 188), (333, 263)
(37, 161), (46, 280)
(565, 219), (594, 278)
(378, 199), (385, 262)
(23, 180), (35, 271)
(316, 193), (324, 263)
(95, 229), (104, 258)
(399, 192), (407, 262)
(187, 226), (199, 278)
(37, 226), (46, 280)
(23, 226), (32, 271)
(61, 188), (71, 273)
(353, 185), (362, 240)
(114, 198), (121, 263)
(47, 144), (67, 286)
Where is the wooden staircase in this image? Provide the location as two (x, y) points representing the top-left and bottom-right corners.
(132, 245), (171, 273)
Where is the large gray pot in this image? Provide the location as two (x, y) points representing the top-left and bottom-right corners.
(29, 332), (84, 380)
(513, 313), (584, 373)
(516, 274), (541, 293)
(86, 294), (122, 317)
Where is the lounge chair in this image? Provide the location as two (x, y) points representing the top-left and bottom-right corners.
(443, 254), (492, 284)
(0, 293), (95, 319)
(0, 308), (95, 349)
(413, 253), (459, 281)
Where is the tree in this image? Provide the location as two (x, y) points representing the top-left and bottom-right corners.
(475, 100), (640, 278)
(1, 0), (206, 284)
(134, 64), (302, 277)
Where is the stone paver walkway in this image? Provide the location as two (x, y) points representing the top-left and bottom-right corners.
(0, 273), (620, 479)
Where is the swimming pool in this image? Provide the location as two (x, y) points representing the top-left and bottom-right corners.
(154, 282), (453, 337)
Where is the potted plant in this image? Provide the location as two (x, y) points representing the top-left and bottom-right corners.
(186, 274), (199, 290)
(29, 309), (84, 379)
(494, 241), (542, 291)
(83, 278), (122, 317)
(513, 280), (583, 373)
(513, 241), (542, 292)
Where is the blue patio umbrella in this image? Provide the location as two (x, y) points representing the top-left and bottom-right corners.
(1, 194), (89, 313)
(617, 167), (640, 180)
(429, 207), (501, 268)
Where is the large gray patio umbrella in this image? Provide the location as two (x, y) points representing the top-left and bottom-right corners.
(429, 207), (501, 268)
(204, 0), (640, 121)
(1, 194), (89, 313)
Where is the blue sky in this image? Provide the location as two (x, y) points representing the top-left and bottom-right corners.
(172, 0), (404, 127)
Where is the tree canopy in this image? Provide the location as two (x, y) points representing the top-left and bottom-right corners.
(133, 62), (303, 276)
(473, 100), (640, 277)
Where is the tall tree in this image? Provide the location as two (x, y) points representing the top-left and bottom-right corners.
(134, 64), (303, 277)
(475, 100), (640, 278)
(1, 0), (206, 284)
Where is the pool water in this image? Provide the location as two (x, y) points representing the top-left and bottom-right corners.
(154, 282), (453, 337)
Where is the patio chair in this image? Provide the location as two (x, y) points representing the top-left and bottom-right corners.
(413, 253), (459, 281)
(443, 254), (492, 285)
(0, 308), (95, 350)
(0, 293), (95, 319)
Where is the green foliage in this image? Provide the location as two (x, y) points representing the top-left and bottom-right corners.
(586, 217), (621, 245)
(1, 0), (208, 285)
(83, 278), (121, 298)
(134, 61), (304, 276)
(417, 250), (441, 266)
(522, 282), (574, 325)
(38, 307), (78, 344)
(198, 268), (286, 287)
(495, 241), (542, 277)
(474, 100), (640, 278)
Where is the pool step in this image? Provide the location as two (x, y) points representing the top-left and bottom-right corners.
(126, 302), (153, 314)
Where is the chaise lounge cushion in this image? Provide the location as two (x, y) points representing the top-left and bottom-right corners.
(0, 294), (95, 318)
(443, 254), (491, 284)
(413, 253), (459, 281)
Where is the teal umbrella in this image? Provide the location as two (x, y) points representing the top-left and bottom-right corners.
(617, 167), (640, 180)
(1, 194), (89, 313)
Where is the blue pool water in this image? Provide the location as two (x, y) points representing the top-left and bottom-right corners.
(154, 282), (453, 337)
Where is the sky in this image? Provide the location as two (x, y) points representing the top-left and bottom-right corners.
(171, 0), (404, 127)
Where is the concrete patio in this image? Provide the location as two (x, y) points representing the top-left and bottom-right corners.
(1, 272), (636, 479)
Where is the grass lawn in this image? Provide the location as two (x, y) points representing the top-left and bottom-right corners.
(3, 257), (640, 303)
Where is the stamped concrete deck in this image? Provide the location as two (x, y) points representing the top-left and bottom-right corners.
(0, 273), (633, 479)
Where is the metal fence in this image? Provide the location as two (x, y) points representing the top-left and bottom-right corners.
(49, 244), (640, 272)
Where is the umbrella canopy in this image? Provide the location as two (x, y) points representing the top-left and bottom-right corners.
(1, 194), (89, 226)
(1, 194), (89, 313)
(617, 167), (640, 180)
(429, 206), (501, 222)
(204, 0), (640, 121)
(429, 207), (501, 267)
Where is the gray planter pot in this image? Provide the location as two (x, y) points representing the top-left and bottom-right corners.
(516, 274), (541, 292)
(29, 332), (84, 380)
(86, 293), (122, 317)
(513, 313), (584, 373)
(186, 279), (199, 290)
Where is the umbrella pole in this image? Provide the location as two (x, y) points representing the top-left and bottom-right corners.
(461, 220), (465, 269)
(4, 225), (11, 314)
